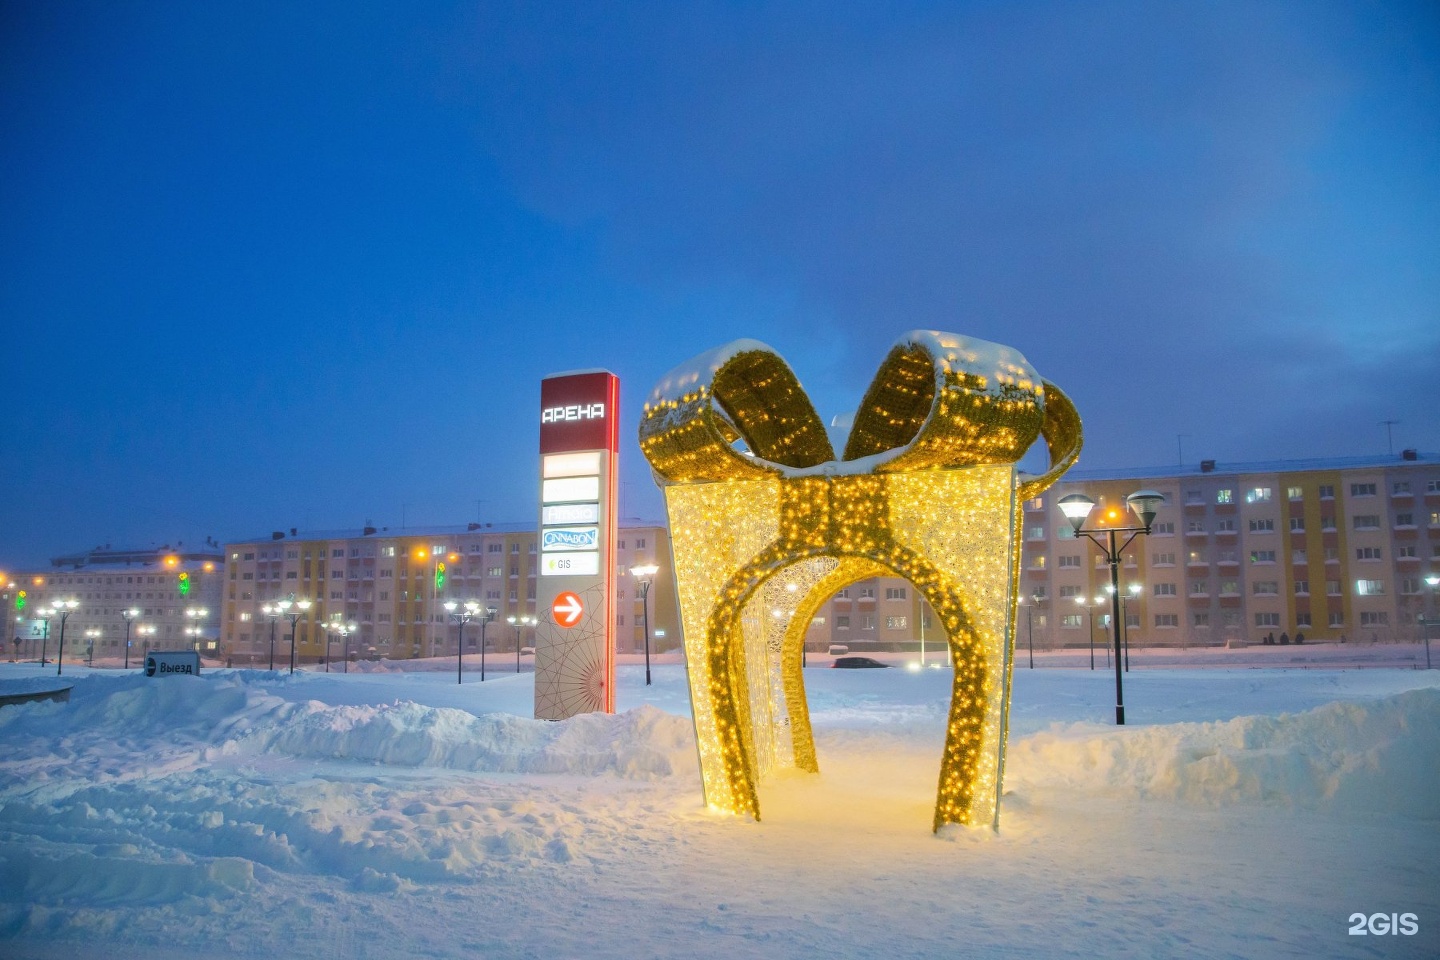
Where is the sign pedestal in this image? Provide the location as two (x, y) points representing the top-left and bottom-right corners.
(534, 371), (619, 719)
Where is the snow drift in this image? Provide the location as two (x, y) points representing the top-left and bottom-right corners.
(1007, 686), (1440, 818)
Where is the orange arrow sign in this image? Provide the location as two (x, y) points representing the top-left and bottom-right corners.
(552, 591), (584, 628)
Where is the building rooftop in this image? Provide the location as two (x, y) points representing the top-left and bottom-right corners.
(224, 518), (668, 546)
(1061, 450), (1435, 483)
(49, 544), (225, 570)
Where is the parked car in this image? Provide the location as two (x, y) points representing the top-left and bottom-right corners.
(831, 656), (889, 669)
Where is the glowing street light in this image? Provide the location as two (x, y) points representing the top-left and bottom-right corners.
(1422, 574), (1439, 670)
(120, 608), (141, 669)
(630, 564), (660, 685)
(1058, 489), (1165, 724)
(50, 599), (79, 676)
(507, 613), (536, 673)
(327, 620), (358, 674)
(444, 600), (495, 684)
(274, 596), (312, 674)
(184, 607), (210, 655)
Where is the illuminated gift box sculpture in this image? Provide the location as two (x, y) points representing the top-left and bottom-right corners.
(640, 331), (1082, 831)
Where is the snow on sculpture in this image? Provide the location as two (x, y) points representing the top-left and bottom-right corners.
(640, 331), (1082, 831)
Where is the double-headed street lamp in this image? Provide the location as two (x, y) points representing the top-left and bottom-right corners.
(445, 601), (496, 684)
(274, 596), (311, 674)
(507, 614), (536, 673)
(85, 628), (101, 665)
(120, 608), (141, 669)
(327, 620), (358, 674)
(1058, 489), (1165, 725)
(185, 607), (210, 656)
(50, 599), (78, 676)
(630, 564), (660, 685)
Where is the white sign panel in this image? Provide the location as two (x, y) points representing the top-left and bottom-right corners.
(543, 502), (600, 526)
(541, 527), (600, 552)
(145, 650), (201, 677)
(541, 552), (600, 577)
(542, 476), (600, 504)
(543, 452), (602, 479)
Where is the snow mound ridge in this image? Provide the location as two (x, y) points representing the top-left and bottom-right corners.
(1007, 687), (1440, 817)
(253, 701), (697, 779)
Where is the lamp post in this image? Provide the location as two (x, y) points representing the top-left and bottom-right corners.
(50, 599), (78, 676)
(274, 596), (311, 674)
(121, 608), (140, 669)
(1075, 596), (1103, 669)
(1025, 594), (1041, 668)
(630, 564), (659, 685)
(1423, 574), (1439, 670)
(261, 604), (280, 670)
(137, 623), (156, 657)
(1122, 582), (1141, 672)
(328, 621), (357, 674)
(507, 614), (535, 673)
(184, 607), (210, 655)
(444, 601), (482, 684)
(85, 627), (101, 666)
(1058, 489), (1165, 725)
(36, 613), (51, 665)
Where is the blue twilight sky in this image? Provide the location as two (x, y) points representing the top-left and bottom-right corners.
(2, 1), (1437, 568)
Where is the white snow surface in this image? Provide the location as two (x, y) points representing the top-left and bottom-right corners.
(1, 654), (1437, 959)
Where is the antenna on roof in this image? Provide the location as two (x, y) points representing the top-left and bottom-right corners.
(1380, 420), (1399, 455)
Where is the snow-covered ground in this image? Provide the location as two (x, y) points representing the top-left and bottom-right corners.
(1, 651), (1437, 959)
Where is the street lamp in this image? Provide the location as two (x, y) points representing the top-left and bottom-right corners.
(85, 627), (101, 666)
(185, 607), (210, 655)
(1422, 574), (1439, 670)
(50, 599), (78, 676)
(1075, 595), (1105, 669)
(630, 564), (660, 685)
(1058, 489), (1165, 724)
(137, 623), (156, 656)
(507, 613), (536, 673)
(1023, 593), (1043, 669)
(274, 596), (312, 674)
(445, 601), (494, 684)
(36, 612), (51, 665)
(1124, 582), (1141, 671)
(328, 621), (358, 674)
(121, 608), (140, 669)
(261, 604), (281, 670)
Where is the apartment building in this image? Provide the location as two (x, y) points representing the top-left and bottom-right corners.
(3, 544), (225, 662)
(220, 521), (677, 666)
(803, 451), (1440, 650)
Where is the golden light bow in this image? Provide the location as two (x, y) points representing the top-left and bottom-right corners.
(641, 331), (1081, 831)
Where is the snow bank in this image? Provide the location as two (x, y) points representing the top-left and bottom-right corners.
(1008, 687), (1440, 818)
(0, 673), (697, 781)
(257, 701), (695, 778)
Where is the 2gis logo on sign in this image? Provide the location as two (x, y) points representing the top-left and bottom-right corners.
(1349, 913), (1419, 936)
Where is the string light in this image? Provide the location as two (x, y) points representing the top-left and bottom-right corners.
(642, 332), (1083, 831)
